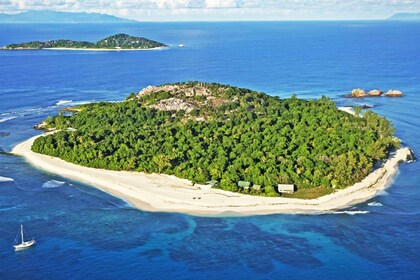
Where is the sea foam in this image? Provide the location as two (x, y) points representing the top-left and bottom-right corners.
(368, 201), (383, 207)
(42, 180), (66, 188)
(330, 210), (370, 215)
(0, 116), (17, 123)
(55, 100), (73, 106)
(0, 176), (14, 182)
(377, 190), (389, 196)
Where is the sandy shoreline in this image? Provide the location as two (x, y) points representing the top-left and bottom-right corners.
(337, 106), (355, 115)
(12, 134), (412, 216)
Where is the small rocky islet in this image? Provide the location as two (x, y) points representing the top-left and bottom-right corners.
(348, 88), (404, 98)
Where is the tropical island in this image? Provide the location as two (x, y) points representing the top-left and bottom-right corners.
(13, 82), (413, 215)
(2, 33), (167, 50)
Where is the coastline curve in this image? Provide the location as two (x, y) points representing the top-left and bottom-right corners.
(12, 134), (412, 216)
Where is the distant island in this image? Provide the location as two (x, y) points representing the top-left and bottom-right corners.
(2, 33), (167, 50)
(0, 10), (137, 24)
(387, 12), (420, 21)
(13, 82), (413, 215)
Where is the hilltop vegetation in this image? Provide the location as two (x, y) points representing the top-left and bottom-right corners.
(95, 34), (166, 49)
(2, 34), (166, 50)
(32, 82), (399, 197)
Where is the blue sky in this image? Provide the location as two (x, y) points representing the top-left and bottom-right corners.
(0, 0), (419, 21)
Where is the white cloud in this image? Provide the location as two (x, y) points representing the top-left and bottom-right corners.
(0, 0), (419, 20)
(205, 0), (238, 8)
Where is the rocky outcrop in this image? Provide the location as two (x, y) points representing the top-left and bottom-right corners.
(138, 85), (174, 97)
(348, 88), (404, 98)
(34, 121), (47, 130)
(206, 97), (231, 107)
(34, 121), (54, 132)
(137, 83), (231, 113)
(152, 98), (198, 112)
(138, 83), (218, 98)
(384, 90), (404, 97)
(349, 88), (367, 98)
(406, 148), (416, 162)
(368, 89), (383, 96)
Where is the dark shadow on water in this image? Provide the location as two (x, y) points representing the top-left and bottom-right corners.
(138, 249), (164, 259)
(169, 218), (322, 274)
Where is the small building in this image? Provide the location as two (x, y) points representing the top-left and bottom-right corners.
(238, 181), (251, 190)
(206, 180), (219, 187)
(277, 184), (295, 194)
(252, 185), (262, 191)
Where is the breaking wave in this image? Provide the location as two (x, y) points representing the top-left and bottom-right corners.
(330, 210), (370, 215)
(42, 180), (66, 188)
(0, 116), (17, 123)
(0, 176), (14, 182)
(377, 190), (389, 196)
(55, 100), (73, 106)
(368, 201), (383, 207)
(0, 205), (21, 212)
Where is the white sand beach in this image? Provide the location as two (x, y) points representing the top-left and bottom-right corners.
(12, 135), (411, 216)
(338, 106), (355, 115)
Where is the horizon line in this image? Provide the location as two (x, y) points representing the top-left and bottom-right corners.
(1, 9), (419, 22)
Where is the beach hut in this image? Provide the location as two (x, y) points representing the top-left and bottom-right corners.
(277, 184), (295, 194)
(237, 181), (251, 190)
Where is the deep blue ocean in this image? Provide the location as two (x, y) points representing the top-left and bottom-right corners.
(0, 22), (419, 279)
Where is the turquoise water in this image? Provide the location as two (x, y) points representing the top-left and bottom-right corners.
(0, 22), (419, 279)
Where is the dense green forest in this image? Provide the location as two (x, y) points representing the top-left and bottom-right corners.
(32, 82), (399, 197)
(2, 33), (166, 50)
